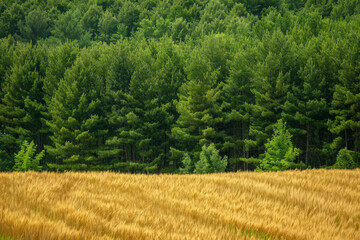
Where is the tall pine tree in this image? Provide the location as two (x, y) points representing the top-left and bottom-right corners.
(171, 48), (223, 167)
(0, 43), (47, 170)
(45, 48), (108, 171)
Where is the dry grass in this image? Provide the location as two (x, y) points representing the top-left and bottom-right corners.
(0, 169), (359, 240)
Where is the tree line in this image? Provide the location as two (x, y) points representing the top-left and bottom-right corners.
(0, 0), (359, 172)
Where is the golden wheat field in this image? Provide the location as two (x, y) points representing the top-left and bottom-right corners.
(0, 170), (359, 240)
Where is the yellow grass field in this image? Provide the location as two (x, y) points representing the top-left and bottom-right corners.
(0, 169), (359, 240)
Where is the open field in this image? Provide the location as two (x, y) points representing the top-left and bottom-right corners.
(0, 170), (359, 240)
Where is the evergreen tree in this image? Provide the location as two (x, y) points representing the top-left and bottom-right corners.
(0, 37), (15, 98)
(0, 3), (24, 38)
(98, 10), (118, 43)
(81, 5), (103, 39)
(282, 57), (329, 166)
(117, 1), (140, 37)
(249, 31), (293, 158)
(0, 43), (47, 170)
(329, 29), (360, 154)
(19, 8), (50, 43)
(171, 49), (223, 166)
(52, 8), (84, 42)
(193, 0), (229, 37)
(222, 46), (256, 170)
(99, 41), (133, 169)
(43, 42), (79, 103)
(101, 39), (184, 172)
(45, 49), (107, 171)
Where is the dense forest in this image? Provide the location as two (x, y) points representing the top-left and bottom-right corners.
(0, 0), (359, 172)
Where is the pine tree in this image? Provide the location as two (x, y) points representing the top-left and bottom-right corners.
(0, 37), (15, 171)
(0, 43), (47, 170)
(102, 39), (184, 172)
(222, 46), (256, 170)
(43, 42), (79, 104)
(282, 57), (329, 166)
(171, 49), (223, 166)
(81, 5), (103, 39)
(193, 0), (229, 37)
(98, 10), (118, 43)
(52, 8), (84, 42)
(249, 31), (293, 158)
(328, 31), (360, 154)
(45, 49), (107, 171)
(19, 8), (50, 43)
(0, 37), (15, 99)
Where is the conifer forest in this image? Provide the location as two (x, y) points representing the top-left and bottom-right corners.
(1, 0), (360, 173)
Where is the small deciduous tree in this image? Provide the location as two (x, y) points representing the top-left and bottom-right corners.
(194, 143), (227, 173)
(179, 153), (192, 173)
(14, 140), (44, 171)
(257, 119), (300, 171)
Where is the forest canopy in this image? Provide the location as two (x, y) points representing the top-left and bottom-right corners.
(0, 0), (359, 172)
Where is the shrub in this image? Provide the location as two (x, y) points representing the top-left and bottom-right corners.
(333, 148), (357, 169)
(14, 140), (44, 171)
(194, 144), (227, 173)
(179, 153), (192, 174)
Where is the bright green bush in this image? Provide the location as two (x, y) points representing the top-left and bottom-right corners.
(14, 140), (44, 171)
(194, 144), (227, 174)
(257, 119), (300, 171)
(179, 153), (192, 174)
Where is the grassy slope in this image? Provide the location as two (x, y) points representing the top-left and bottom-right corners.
(0, 170), (359, 239)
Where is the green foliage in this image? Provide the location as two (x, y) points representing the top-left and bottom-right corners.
(14, 140), (44, 171)
(52, 8), (84, 41)
(81, 5), (103, 37)
(171, 46), (223, 160)
(179, 153), (192, 173)
(0, 235), (13, 240)
(45, 48), (108, 171)
(20, 8), (50, 42)
(333, 148), (357, 169)
(194, 144), (228, 173)
(0, 43), (47, 171)
(258, 119), (300, 171)
(98, 10), (118, 42)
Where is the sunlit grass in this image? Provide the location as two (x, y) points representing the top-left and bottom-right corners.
(0, 169), (359, 239)
(0, 236), (13, 240)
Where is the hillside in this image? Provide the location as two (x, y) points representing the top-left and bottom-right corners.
(1, 169), (359, 239)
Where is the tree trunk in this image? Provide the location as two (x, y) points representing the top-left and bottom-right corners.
(164, 126), (167, 169)
(132, 144), (136, 162)
(141, 146), (144, 163)
(306, 123), (310, 165)
(124, 145), (128, 162)
(345, 129), (348, 149)
(355, 127), (359, 152)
